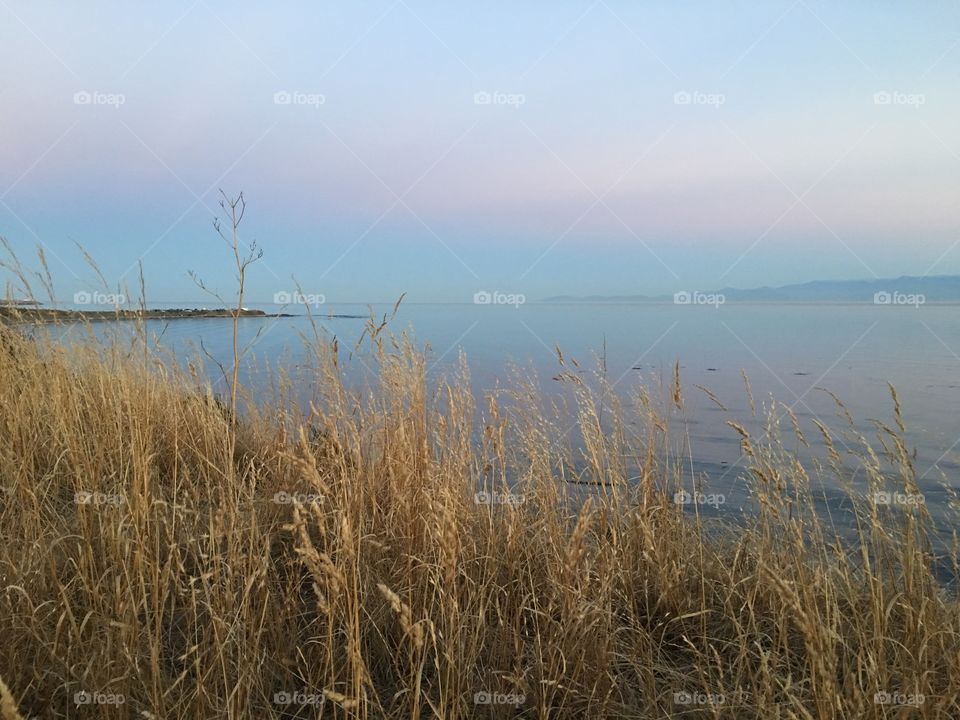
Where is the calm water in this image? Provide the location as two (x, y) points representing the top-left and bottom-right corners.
(57, 301), (960, 528)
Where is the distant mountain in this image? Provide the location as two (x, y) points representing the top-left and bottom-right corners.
(544, 276), (960, 303)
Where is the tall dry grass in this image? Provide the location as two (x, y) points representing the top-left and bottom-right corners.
(1, 215), (959, 718)
(0, 312), (957, 719)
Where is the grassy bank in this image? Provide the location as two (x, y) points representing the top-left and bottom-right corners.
(0, 319), (957, 719)
(0, 307), (289, 322)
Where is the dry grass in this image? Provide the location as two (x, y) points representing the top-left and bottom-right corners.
(0, 311), (958, 719)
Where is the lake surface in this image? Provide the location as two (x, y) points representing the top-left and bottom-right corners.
(54, 301), (960, 530)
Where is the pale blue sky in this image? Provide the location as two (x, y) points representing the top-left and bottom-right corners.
(1, 1), (959, 303)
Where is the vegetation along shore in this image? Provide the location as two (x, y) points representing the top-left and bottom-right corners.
(0, 308), (957, 719)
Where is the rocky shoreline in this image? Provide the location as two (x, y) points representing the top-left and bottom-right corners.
(0, 307), (294, 322)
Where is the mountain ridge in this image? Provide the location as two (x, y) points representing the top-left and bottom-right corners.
(543, 275), (960, 302)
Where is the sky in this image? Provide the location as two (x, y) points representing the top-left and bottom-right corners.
(1, 1), (959, 304)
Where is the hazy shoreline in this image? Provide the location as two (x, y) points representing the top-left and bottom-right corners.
(0, 307), (371, 323)
(0, 307), (292, 322)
